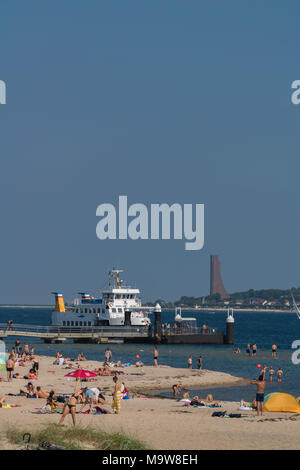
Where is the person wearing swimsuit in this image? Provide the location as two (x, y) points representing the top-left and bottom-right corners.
(59, 386), (80, 426)
(153, 345), (158, 368)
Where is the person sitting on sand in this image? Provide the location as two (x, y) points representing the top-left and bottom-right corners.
(135, 360), (144, 367)
(250, 374), (266, 416)
(20, 382), (37, 398)
(28, 368), (38, 380)
(77, 353), (87, 361)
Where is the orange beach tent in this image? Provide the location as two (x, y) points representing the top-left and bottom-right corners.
(263, 393), (300, 413)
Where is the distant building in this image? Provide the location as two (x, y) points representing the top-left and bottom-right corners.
(210, 255), (228, 300)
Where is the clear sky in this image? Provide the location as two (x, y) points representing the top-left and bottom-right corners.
(1, 1), (300, 304)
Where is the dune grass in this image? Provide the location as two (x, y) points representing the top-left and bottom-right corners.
(4, 424), (149, 450)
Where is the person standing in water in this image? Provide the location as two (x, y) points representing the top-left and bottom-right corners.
(153, 345), (158, 368)
(250, 374), (266, 416)
(246, 343), (251, 356)
(252, 344), (257, 356)
(104, 347), (112, 364)
(272, 344), (277, 358)
(277, 368), (283, 383)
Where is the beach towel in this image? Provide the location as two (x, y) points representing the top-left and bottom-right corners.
(112, 391), (122, 414)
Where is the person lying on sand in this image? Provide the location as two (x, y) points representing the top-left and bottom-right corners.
(191, 394), (213, 403)
(36, 387), (56, 399)
(12, 373), (24, 379)
(93, 366), (112, 376)
(0, 396), (7, 407)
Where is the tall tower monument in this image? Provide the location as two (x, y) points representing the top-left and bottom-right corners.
(210, 255), (228, 299)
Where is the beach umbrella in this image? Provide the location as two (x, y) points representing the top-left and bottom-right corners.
(64, 369), (98, 380)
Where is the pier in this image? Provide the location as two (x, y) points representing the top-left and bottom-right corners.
(0, 323), (149, 344)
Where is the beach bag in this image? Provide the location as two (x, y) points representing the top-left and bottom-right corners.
(211, 411), (226, 417)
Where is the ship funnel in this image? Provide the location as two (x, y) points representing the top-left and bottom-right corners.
(52, 292), (66, 313)
(78, 292), (91, 301)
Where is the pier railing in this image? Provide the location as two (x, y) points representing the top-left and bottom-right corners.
(0, 323), (149, 339)
(161, 326), (220, 336)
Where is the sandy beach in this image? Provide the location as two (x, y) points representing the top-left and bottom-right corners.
(0, 355), (299, 450)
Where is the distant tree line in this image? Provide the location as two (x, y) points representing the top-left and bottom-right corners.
(148, 287), (300, 309)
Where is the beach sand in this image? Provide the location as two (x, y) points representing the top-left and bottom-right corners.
(0, 356), (299, 450)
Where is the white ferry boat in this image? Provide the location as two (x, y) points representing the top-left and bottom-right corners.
(51, 269), (151, 327)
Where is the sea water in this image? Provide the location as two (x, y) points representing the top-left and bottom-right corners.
(0, 308), (299, 401)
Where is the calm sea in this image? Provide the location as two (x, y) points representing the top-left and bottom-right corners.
(1, 308), (299, 401)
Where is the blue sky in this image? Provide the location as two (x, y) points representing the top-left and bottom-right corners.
(1, 1), (300, 304)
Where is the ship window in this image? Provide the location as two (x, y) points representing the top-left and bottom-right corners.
(79, 321), (82, 326)
(67, 321), (70, 326)
(71, 321), (74, 326)
(84, 321), (87, 326)
(97, 308), (100, 313)
(102, 309), (105, 313)
(88, 322), (91, 326)
(63, 321), (66, 326)
(118, 308), (123, 313)
(116, 294), (121, 299)
(75, 321), (78, 326)
(85, 309), (88, 314)
(112, 308), (116, 313)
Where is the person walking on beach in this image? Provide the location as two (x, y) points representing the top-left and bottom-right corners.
(250, 374), (266, 416)
(272, 344), (277, 358)
(153, 345), (158, 367)
(197, 355), (203, 370)
(187, 355), (193, 369)
(112, 376), (122, 414)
